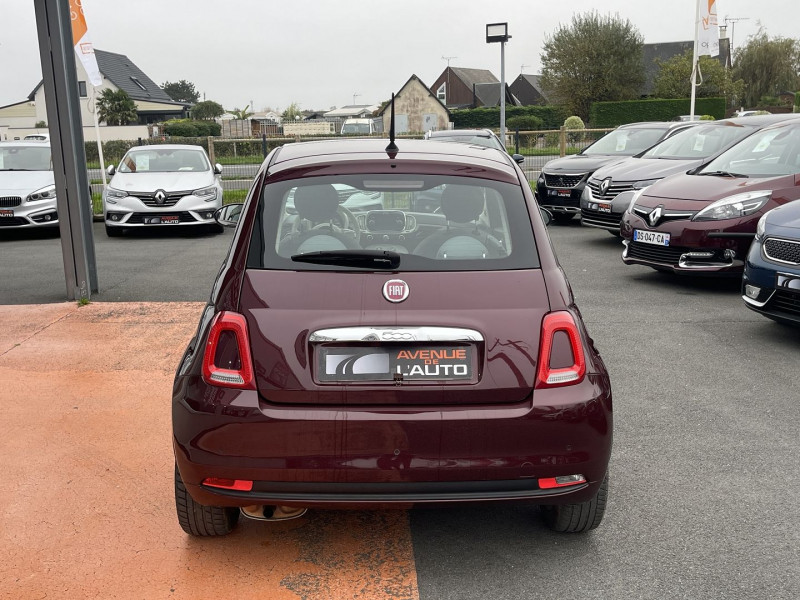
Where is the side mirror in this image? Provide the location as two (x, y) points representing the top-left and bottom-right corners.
(214, 203), (243, 227)
(106, 164), (116, 176)
(214, 163), (223, 175)
(512, 153), (525, 165)
(539, 207), (553, 226)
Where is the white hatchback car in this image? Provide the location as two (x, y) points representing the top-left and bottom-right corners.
(103, 144), (223, 236)
(0, 141), (60, 229)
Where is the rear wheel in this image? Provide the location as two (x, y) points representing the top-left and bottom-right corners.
(553, 213), (575, 224)
(540, 473), (608, 533)
(174, 465), (239, 536)
(105, 224), (122, 237)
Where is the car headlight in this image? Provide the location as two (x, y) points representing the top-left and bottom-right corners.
(537, 173), (545, 184)
(692, 190), (772, 221)
(582, 186), (593, 201)
(626, 189), (645, 214)
(105, 187), (128, 204)
(755, 213), (768, 241)
(194, 185), (218, 202)
(27, 185), (56, 202)
(632, 179), (658, 190)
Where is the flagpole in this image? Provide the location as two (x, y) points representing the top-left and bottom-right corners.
(89, 86), (107, 191)
(690, 0), (701, 118)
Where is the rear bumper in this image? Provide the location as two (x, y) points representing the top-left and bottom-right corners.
(173, 374), (612, 508)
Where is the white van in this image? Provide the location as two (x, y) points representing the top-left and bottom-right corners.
(340, 118), (383, 135)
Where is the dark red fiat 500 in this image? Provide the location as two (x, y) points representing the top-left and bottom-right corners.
(172, 138), (612, 535)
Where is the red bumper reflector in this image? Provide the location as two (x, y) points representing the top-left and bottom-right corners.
(538, 475), (587, 489)
(202, 477), (254, 492)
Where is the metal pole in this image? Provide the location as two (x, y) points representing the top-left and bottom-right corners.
(500, 40), (506, 146)
(690, 0), (701, 118)
(34, 0), (98, 300)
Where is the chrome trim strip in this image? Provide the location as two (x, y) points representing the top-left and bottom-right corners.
(742, 291), (775, 308)
(309, 326), (484, 343)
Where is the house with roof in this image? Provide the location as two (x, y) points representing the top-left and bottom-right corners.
(0, 49), (190, 132)
(378, 74), (450, 134)
(323, 105), (380, 119)
(430, 67), (505, 109)
(510, 74), (550, 106)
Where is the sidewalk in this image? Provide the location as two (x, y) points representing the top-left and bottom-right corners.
(0, 302), (417, 600)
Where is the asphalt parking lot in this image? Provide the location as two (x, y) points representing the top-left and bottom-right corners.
(1, 220), (797, 599)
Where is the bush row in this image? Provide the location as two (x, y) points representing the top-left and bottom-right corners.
(84, 137), (210, 164)
(163, 119), (221, 137)
(451, 105), (567, 129)
(590, 98), (726, 127)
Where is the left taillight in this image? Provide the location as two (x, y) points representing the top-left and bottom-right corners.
(535, 311), (586, 389)
(202, 311), (255, 389)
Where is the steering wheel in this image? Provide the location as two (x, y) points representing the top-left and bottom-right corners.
(291, 205), (361, 238)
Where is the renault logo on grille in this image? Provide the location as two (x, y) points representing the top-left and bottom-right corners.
(154, 190), (167, 204)
(599, 177), (612, 196)
(648, 205), (663, 227)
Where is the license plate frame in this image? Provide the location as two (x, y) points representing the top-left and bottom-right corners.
(0, 209), (13, 217)
(317, 345), (473, 382)
(633, 229), (670, 246)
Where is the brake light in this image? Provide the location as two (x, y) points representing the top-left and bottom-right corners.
(202, 477), (253, 491)
(538, 474), (586, 489)
(202, 311), (255, 389)
(535, 311), (586, 388)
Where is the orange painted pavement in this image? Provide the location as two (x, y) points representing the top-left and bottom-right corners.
(0, 302), (419, 600)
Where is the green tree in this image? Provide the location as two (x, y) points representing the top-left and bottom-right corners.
(540, 11), (645, 121)
(281, 102), (302, 121)
(96, 88), (138, 126)
(733, 29), (800, 107)
(161, 80), (200, 104)
(191, 100), (225, 120)
(653, 50), (745, 103)
(229, 104), (254, 120)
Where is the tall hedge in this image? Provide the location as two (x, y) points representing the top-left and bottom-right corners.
(590, 98), (726, 126)
(84, 137), (210, 164)
(451, 105), (566, 129)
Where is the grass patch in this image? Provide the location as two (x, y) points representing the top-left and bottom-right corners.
(223, 189), (248, 205)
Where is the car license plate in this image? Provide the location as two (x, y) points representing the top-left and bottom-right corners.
(598, 202), (611, 213)
(145, 215), (180, 224)
(318, 346), (472, 382)
(0, 209), (13, 217)
(633, 229), (670, 246)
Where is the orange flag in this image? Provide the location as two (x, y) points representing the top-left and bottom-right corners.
(69, 0), (102, 86)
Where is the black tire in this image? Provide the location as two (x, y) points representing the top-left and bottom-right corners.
(540, 473), (608, 533)
(105, 224), (122, 237)
(208, 223), (225, 234)
(174, 465), (239, 536)
(553, 213), (575, 224)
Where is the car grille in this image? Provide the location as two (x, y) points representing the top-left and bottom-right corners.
(771, 289), (800, 317)
(126, 211), (197, 224)
(0, 217), (29, 227)
(131, 190), (192, 208)
(543, 174), (584, 188)
(0, 196), (23, 207)
(627, 241), (687, 264)
(764, 238), (800, 265)
(581, 209), (622, 229)
(586, 180), (635, 202)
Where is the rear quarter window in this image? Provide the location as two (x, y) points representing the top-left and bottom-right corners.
(246, 174), (540, 271)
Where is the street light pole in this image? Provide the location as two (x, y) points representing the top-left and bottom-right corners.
(486, 23), (511, 148)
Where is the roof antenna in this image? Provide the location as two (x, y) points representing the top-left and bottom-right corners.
(385, 93), (398, 158)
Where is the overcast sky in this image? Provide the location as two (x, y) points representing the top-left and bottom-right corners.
(1, 0), (797, 113)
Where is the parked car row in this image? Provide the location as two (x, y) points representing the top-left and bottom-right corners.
(536, 115), (800, 327)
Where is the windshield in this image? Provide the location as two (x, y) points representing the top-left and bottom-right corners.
(584, 127), (667, 156)
(430, 134), (503, 151)
(0, 145), (52, 171)
(700, 125), (800, 178)
(118, 148), (210, 173)
(342, 123), (372, 134)
(641, 124), (754, 160)
(247, 174), (539, 271)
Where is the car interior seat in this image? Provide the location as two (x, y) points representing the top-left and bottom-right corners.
(278, 184), (360, 256)
(413, 184), (506, 259)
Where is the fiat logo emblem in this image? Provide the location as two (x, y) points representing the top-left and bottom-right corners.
(383, 279), (409, 303)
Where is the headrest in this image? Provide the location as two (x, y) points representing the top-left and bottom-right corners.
(293, 184), (340, 223)
(440, 185), (485, 224)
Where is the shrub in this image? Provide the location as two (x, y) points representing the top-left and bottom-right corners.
(506, 115), (544, 131)
(192, 120), (221, 136)
(35, 120), (47, 128)
(164, 119), (199, 137)
(564, 115), (586, 143)
(452, 105), (566, 129)
(590, 97), (726, 126)
(700, 114), (716, 120)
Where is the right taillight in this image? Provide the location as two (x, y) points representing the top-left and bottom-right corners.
(202, 311), (255, 389)
(535, 311), (586, 388)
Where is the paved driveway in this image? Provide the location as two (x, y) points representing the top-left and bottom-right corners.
(1, 220), (797, 599)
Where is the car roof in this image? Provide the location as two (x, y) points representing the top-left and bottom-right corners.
(618, 121), (693, 131)
(427, 129), (494, 137)
(717, 113), (800, 127)
(125, 144), (207, 152)
(266, 138), (519, 183)
(0, 141), (51, 148)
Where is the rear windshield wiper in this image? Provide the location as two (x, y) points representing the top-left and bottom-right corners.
(697, 170), (749, 178)
(291, 249), (401, 269)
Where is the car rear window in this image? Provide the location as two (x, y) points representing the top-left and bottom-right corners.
(246, 174), (539, 271)
(584, 127), (667, 156)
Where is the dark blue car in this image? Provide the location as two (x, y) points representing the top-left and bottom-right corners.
(742, 200), (800, 325)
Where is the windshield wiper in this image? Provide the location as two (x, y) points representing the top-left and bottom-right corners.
(291, 249), (401, 269)
(697, 170), (748, 178)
